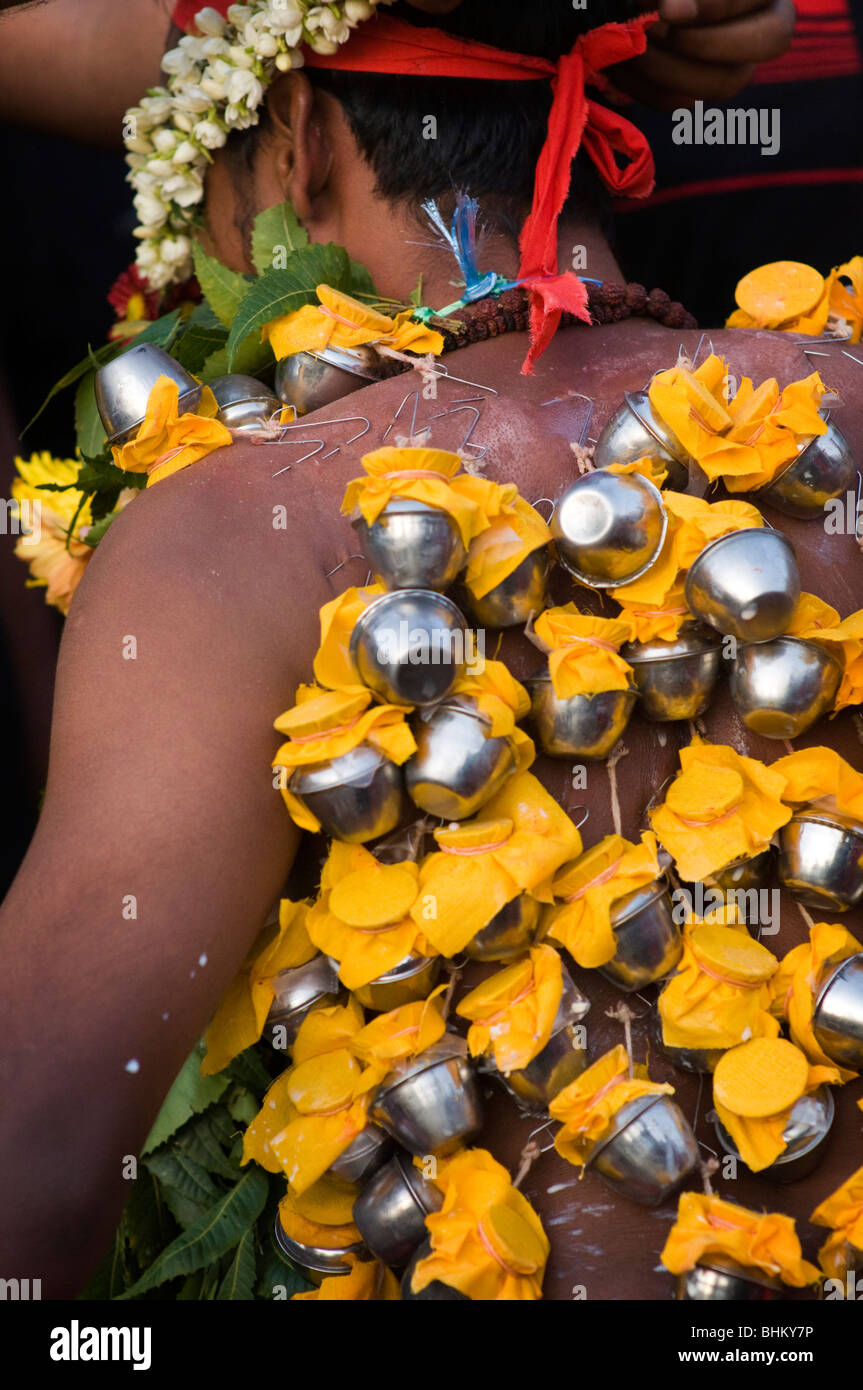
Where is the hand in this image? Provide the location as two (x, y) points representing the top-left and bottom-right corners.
(612, 0), (796, 111)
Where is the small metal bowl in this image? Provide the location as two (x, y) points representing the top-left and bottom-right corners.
(288, 742), (406, 844)
(465, 894), (543, 962)
(328, 1124), (394, 1187)
(597, 878), (684, 993)
(778, 810), (863, 912)
(812, 953), (863, 1071)
(705, 847), (775, 897)
(275, 344), (378, 416)
(551, 470), (668, 588)
(95, 343), (202, 446)
(527, 676), (636, 760)
(675, 1253), (785, 1302)
(714, 1085), (835, 1182)
(353, 1152), (443, 1268)
(593, 390), (691, 491)
(208, 373), (282, 431)
(684, 528), (800, 642)
(264, 954), (341, 1051)
(400, 1239), (469, 1300)
(754, 419), (856, 520)
(622, 625), (721, 722)
(463, 547), (551, 629)
(354, 499), (466, 592)
(585, 1093), (699, 1207)
(274, 1213), (365, 1286)
(349, 589), (468, 707)
(729, 637), (843, 739)
(486, 973), (591, 1113)
(349, 953), (442, 1013)
(405, 696), (517, 820)
(652, 1005), (725, 1075)
(371, 1035), (483, 1157)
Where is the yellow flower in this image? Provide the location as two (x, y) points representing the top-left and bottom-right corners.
(410, 771), (583, 957)
(410, 1148), (549, 1301)
(660, 1192), (820, 1287)
(11, 453), (94, 614)
(341, 446), (492, 550)
(306, 841), (437, 991)
(711, 1037), (838, 1172)
(549, 1044), (673, 1168)
(292, 1256), (401, 1301)
(457, 944), (563, 1075)
(658, 921), (779, 1054)
(546, 831), (663, 969)
(649, 739), (791, 883)
(811, 1164), (863, 1281)
(263, 285), (444, 362)
(533, 604), (633, 699)
(111, 376), (231, 487)
(201, 899), (317, 1075)
(770, 920), (862, 1082)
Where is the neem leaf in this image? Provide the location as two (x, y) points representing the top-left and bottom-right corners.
(215, 1227), (257, 1300)
(251, 199), (309, 275)
(193, 242), (253, 328)
(141, 1040), (229, 1155)
(225, 243), (351, 368)
(226, 1045), (274, 1096)
(117, 1167), (268, 1298)
(74, 372), (108, 461)
(126, 309), (183, 351)
(173, 1110), (241, 1181)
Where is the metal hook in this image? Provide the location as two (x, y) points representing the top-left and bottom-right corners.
(427, 402), (486, 457)
(271, 439), (326, 478)
(539, 390), (595, 447)
(531, 496), (556, 524)
(382, 391), (420, 442)
(689, 331), (707, 369)
(325, 553), (367, 580)
(855, 471), (863, 545)
(428, 364), (499, 397)
(565, 802), (590, 831)
(842, 349), (863, 368)
(309, 415), (373, 461)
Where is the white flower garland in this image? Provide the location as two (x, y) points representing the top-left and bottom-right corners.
(125, 2), (394, 292)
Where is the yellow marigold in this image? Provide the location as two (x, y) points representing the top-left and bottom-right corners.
(11, 453), (94, 614)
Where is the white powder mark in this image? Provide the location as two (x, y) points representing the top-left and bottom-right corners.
(189, 969), (197, 979)
(547, 1179), (581, 1194)
(198, 953), (208, 967)
(125, 1059), (140, 1074)
(161, 1012), (170, 1021)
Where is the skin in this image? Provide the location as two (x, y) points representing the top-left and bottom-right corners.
(0, 0), (795, 144)
(2, 56), (861, 1302)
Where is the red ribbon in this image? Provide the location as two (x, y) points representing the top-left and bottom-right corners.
(172, 6), (656, 372)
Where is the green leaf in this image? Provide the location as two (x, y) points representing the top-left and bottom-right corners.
(117, 1167), (269, 1298)
(77, 1227), (128, 1300)
(124, 1169), (175, 1275)
(199, 330), (272, 383)
(173, 304), (228, 375)
(227, 1090), (259, 1126)
(142, 1040), (229, 1154)
(348, 257), (378, 300)
(216, 1227), (257, 1300)
(251, 199), (309, 275)
(24, 341), (118, 436)
(74, 372), (108, 460)
(173, 1110), (241, 1181)
(226, 1045), (274, 1097)
(257, 1230), (312, 1300)
(225, 244), (351, 368)
(126, 309), (183, 351)
(144, 1150), (223, 1230)
(192, 242), (252, 328)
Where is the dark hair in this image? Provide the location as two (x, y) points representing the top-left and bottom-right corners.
(308, 0), (652, 210)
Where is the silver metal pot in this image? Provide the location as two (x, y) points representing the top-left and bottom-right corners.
(288, 742), (406, 844)
(328, 1124), (394, 1187)
(463, 547), (551, 629)
(349, 589), (469, 707)
(622, 625), (721, 722)
(208, 373), (282, 431)
(95, 343), (202, 446)
(405, 696), (517, 819)
(753, 418), (856, 520)
(552, 470), (668, 588)
(485, 973), (591, 1113)
(812, 953), (863, 1071)
(584, 1093), (699, 1206)
(353, 1152), (443, 1268)
(275, 344), (378, 416)
(675, 1252), (785, 1301)
(597, 878), (684, 992)
(684, 528), (800, 642)
(652, 1004), (725, 1075)
(354, 498), (466, 592)
(465, 894), (543, 962)
(713, 1085), (835, 1182)
(349, 952), (442, 1013)
(274, 1213), (365, 1285)
(527, 675), (636, 760)
(729, 637), (842, 739)
(778, 810), (863, 912)
(400, 1239), (469, 1300)
(264, 954), (341, 1050)
(370, 1035), (483, 1157)
(593, 390), (691, 491)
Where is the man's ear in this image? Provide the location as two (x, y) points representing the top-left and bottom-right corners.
(265, 72), (333, 221)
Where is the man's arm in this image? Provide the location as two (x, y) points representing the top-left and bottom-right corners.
(0, 463), (309, 1296)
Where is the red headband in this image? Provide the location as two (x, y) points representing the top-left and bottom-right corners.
(173, 6), (656, 372)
